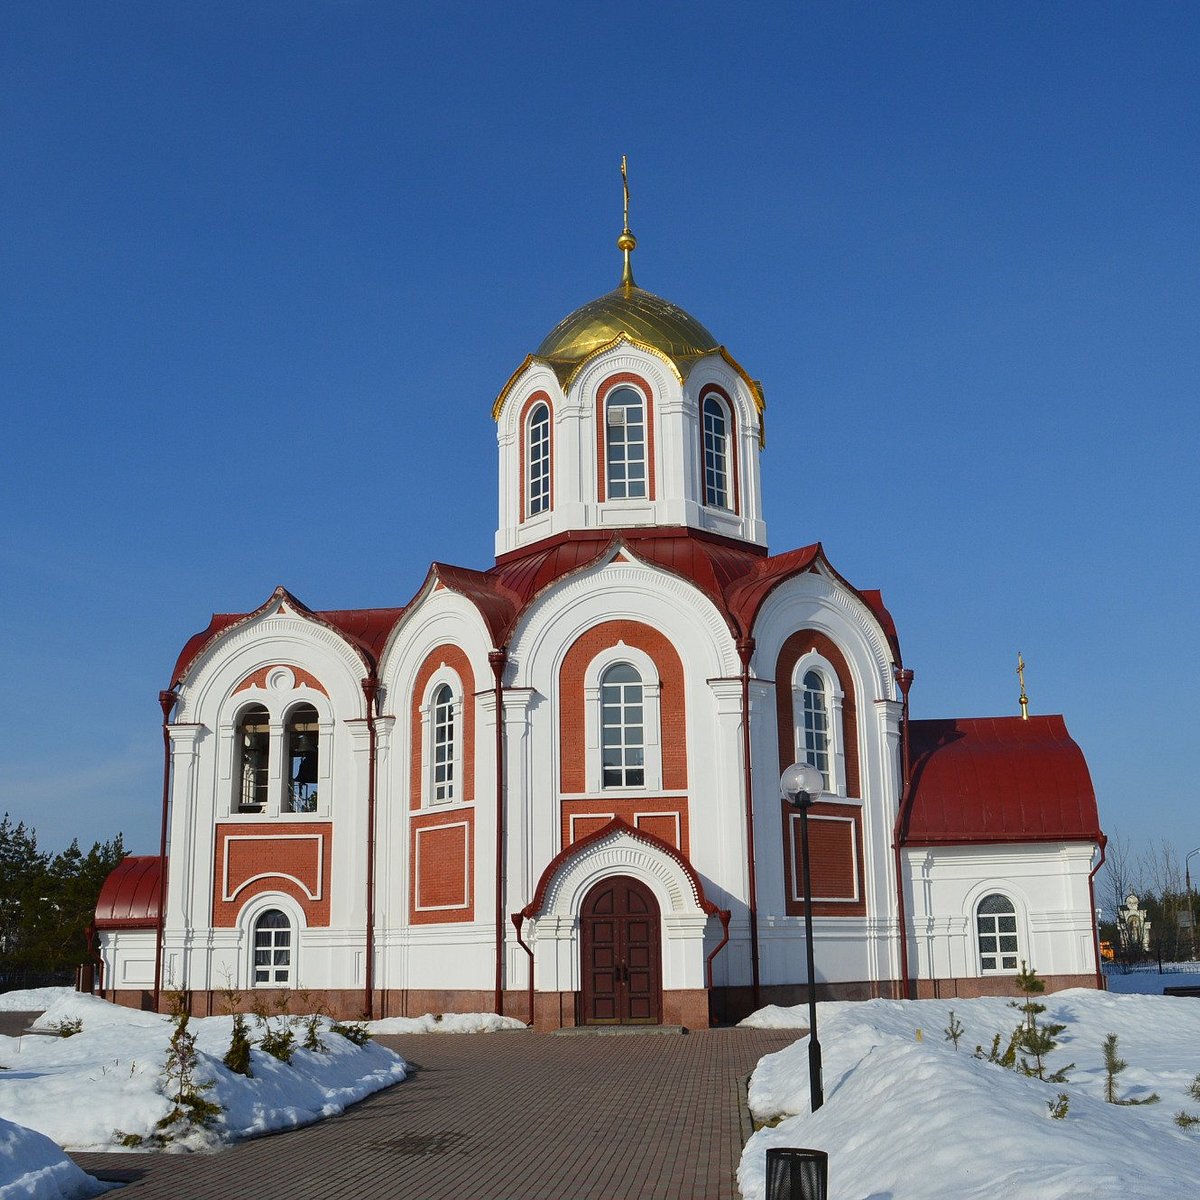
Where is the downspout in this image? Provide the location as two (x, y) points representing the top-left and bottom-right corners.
(736, 637), (761, 1010)
(512, 913), (534, 1027)
(361, 673), (379, 1020)
(489, 648), (508, 1016)
(152, 688), (176, 1013)
(705, 909), (732, 1025)
(891, 667), (914, 1000)
(1088, 835), (1108, 990)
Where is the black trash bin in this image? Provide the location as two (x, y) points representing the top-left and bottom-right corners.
(765, 1147), (828, 1200)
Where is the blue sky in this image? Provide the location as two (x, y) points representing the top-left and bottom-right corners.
(2, 3), (1196, 865)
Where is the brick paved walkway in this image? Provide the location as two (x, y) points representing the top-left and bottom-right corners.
(71, 1027), (795, 1199)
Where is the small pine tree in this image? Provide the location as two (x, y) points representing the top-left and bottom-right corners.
(157, 1010), (222, 1136)
(219, 978), (252, 1078)
(1011, 962), (1073, 1082)
(1176, 1111), (1200, 1130)
(1047, 1092), (1069, 1119)
(1102, 1033), (1159, 1105)
(944, 1010), (964, 1051)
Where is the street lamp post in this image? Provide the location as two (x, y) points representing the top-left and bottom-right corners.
(1186, 848), (1200, 961)
(781, 761), (826, 1113)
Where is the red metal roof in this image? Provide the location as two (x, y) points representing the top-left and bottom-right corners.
(94, 856), (162, 929)
(902, 715), (1101, 846)
(168, 530), (903, 689)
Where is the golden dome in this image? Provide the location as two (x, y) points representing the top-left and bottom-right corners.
(536, 285), (719, 369)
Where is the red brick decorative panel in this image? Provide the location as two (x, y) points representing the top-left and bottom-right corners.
(780, 801), (866, 917)
(559, 620), (687, 794)
(774, 629), (860, 796)
(561, 798), (689, 856)
(212, 822), (332, 928)
(409, 644), (476, 809)
(410, 809), (475, 924)
(233, 664), (328, 696)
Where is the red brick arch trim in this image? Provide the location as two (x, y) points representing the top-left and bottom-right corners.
(519, 391), (554, 523)
(519, 817), (716, 919)
(595, 372), (657, 503)
(698, 384), (741, 515)
(774, 630), (860, 796)
(233, 664), (329, 697)
(559, 620), (687, 794)
(409, 644), (476, 809)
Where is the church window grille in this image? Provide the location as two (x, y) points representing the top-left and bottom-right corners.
(605, 386), (647, 500)
(977, 893), (1019, 972)
(702, 396), (730, 508)
(527, 402), (551, 516)
(237, 705), (270, 813)
(800, 670), (831, 791)
(253, 909), (292, 986)
(285, 703), (319, 814)
(432, 683), (455, 803)
(600, 662), (645, 787)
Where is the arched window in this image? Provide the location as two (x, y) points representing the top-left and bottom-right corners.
(702, 395), (730, 509)
(605, 386), (647, 500)
(800, 670), (831, 791)
(600, 663), (645, 787)
(253, 908), (292, 986)
(236, 704), (270, 813)
(977, 893), (1019, 973)
(285, 703), (319, 813)
(432, 683), (456, 803)
(527, 402), (551, 517)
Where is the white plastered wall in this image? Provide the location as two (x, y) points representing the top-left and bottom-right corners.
(504, 549), (741, 989)
(156, 601), (374, 996)
(749, 566), (904, 989)
(494, 344), (766, 555)
(375, 587), (499, 994)
(904, 842), (1099, 983)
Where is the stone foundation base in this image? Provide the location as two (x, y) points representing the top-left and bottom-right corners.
(913, 973), (1100, 1000)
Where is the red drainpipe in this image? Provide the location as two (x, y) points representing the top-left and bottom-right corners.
(891, 667), (914, 1000)
(1088, 836), (1108, 990)
(705, 909), (732, 1024)
(361, 674), (379, 1019)
(736, 637), (761, 1011)
(489, 648), (508, 1016)
(512, 913), (534, 1026)
(152, 688), (176, 1013)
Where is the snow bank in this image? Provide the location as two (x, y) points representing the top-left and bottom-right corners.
(0, 992), (407, 1153)
(0, 987), (76, 1013)
(738, 990), (1200, 1199)
(0, 1117), (109, 1200)
(366, 1012), (526, 1034)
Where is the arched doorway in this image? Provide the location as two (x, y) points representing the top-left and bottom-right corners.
(580, 875), (662, 1025)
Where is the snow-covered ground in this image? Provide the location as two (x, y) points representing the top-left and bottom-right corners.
(0, 988), (407, 1200)
(366, 1011), (526, 1034)
(738, 988), (1200, 1199)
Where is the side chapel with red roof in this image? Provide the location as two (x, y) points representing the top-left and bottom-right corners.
(96, 199), (1105, 1026)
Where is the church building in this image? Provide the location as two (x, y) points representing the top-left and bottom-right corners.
(95, 189), (1105, 1027)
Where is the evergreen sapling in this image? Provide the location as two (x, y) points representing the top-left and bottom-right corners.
(1102, 1033), (1159, 1105)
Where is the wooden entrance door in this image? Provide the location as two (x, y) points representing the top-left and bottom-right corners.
(580, 875), (662, 1025)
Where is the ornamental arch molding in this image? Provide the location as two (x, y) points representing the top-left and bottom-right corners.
(535, 827), (712, 924)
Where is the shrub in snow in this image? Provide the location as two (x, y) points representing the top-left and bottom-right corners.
(1047, 1091), (1070, 1119)
(1102, 1033), (1159, 1105)
(219, 981), (253, 1078)
(975, 1027), (1020, 1069)
(331, 1020), (372, 1046)
(252, 992), (296, 1063)
(1011, 962), (1073, 1083)
(944, 1010), (964, 1051)
(48, 1017), (83, 1038)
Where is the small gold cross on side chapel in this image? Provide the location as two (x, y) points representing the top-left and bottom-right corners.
(1017, 652), (1029, 720)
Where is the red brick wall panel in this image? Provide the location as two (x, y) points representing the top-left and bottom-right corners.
(780, 801), (866, 917)
(560, 797), (689, 856)
(558, 620), (687, 794)
(409, 645), (477, 809)
(409, 808), (475, 925)
(233, 664), (328, 696)
(212, 822), (332, 928)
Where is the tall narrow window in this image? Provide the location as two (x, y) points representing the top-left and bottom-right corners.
(253, 909), (292, 985)
(600, 663), (645, 787)
(285, 704), (319, 813)
(605, 386), (647, 500)
(977, 894), (1019, 972)
(237, 705), (270, 813)
(800, 671), (830, 790)
(702, 396), (729, 508)
(527, 402), (551, 516)
(432, 683), (455, 803)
